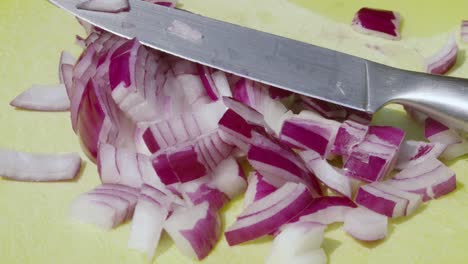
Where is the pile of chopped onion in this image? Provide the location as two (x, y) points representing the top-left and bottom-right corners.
(3, 2), (465, 263)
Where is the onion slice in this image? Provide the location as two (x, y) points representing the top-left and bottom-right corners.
(225, 182), (313, 246)
(69, 184), (139, 230)
(289, 196), (357, 225)
(396, 140), (447, 170)
(76, 0), (130, 13)
(0, 149), (81, 182)
(461, 20), (468, 42)
(300, 150), (353, 198)
(10, 84), (71, 111)
(164, 202), (221, 260)
(128, 184), (170, 259)
(387, 157), (456, 201)
(343, 207), (388, 241)
(267, 222), (327, 264)
(424, 117), (461, 144)
(351, 7), (401, 40)
(424, 34), (458, 75)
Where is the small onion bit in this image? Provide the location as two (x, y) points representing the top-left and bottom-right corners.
(351, 7), (402, 40)
(424, 34), (458, 75)
(0, 149), (81, 182)
(343, 207), (388, 241)
(267, 221), (327, 264)
(10, 84), (71, 112)
(76, 0), (130, 13)
(69, 184), (139, 230)
(461, 20), (468, 43)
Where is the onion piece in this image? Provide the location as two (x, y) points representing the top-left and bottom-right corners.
(128, 184), (170, 259)
(280, 113), (340, 158)
(69, 184), (138, 230)
(267, 222), (327, 264)
(331, 120), (368, 158)
(197, 65), (219, 101)
(441, 140), (468, 160)
(247, 131), (322, 196)
(76, 0), (130, 13)
(461, 20), (468, 42)
(211, 71), (232, 97)
(10, 84), (70, 112)
(343, 207), (388, 241)
(225, 182), (313, 246)
(98, 144), (143, 188)
(344, 126), (405, 182)
(164, 202), (221, 260)
(167, 20), (203, 43)
(0, 149), (81, 182)
(387, 157), (456, 201)
(243, 172), (278, 208)
(141, 101), (227, 154)
(351, 7), (401, 40)
(233, 79), (290, 134)
(424, 117), (461, 144)
(300, 150), (353, 198)
(211, 158), (247, 199)
(59, 51), (76, 84)
(396, 140), (447, 170)
(289, 196), (357, 225)
(144, 0), (177, 8)
(300, 95), (347, 120)
(355, 184), (409, 218)
(424, 34), (458, 75)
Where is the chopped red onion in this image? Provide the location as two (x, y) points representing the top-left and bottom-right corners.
(289, 196), (357, 225)
(69, 184), (139, 230)
(425, 117), (461, 144)
(164, 202), (221, 260)
(128, 184), (171, 259)
(461, 20), (468, 42)
(355, 183), (421, 218)
(343, 207), (388, 241)
(351, 7), (401, 40)
(144, 0), (177, 8)
(211, 71), (232, 97)
(441, 140), (468, 160)
(59, 51), (76, 84)
(344, 126), (405, 182)
(225, 182), (313, 246)
(197, 65), (219, 101)
(247, 131), (322, 196)
(331, 120), (368, 158)
(300, 95), (347, 120)
(98, 144), (143, 188)
(233, 79), (291, 133)
(425, 34), (458, 75)
(280, 112), (340, 158)
(211, 158), (247, 199)
(243, 172), (279, 208)
(267, 222), (326, 264)
(141, 101), (226, 154)
(0, 149), (81, 182)
(387, 157), (456, 201)
(76, 0), (130, 13)
(300, 150), (353, 198)
(10, 84), (70, 112)
(396, 140), (447, 170)
(167, 20), (203, 43)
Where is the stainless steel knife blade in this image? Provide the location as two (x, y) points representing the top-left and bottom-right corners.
(49, 0), (468, 130)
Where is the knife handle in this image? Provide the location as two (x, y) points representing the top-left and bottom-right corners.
(367, 61), (468, 131)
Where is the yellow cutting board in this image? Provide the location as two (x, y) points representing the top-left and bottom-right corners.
(1, 1), (468, 263)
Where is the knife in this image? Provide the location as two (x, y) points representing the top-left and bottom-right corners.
(49, 0), (468, 131)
